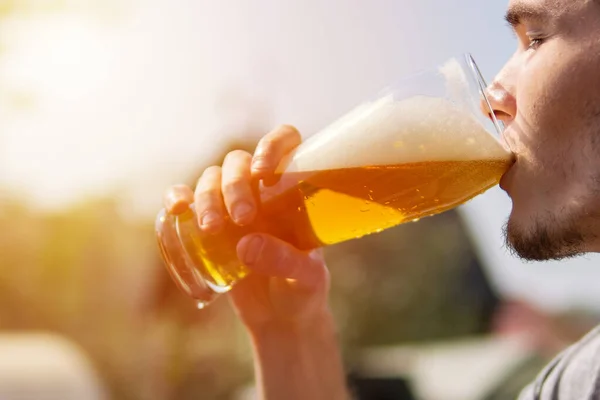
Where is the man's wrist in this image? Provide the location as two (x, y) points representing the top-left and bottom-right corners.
(247, 308), (337, 346)
(247, 308), (350, 400)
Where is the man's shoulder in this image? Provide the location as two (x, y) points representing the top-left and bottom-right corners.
(518, 325), (600, 400)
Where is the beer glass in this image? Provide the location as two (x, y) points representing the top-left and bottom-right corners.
(155, 53), (513, 309)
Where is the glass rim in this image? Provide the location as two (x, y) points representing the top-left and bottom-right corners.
(463, 53), (505, 138)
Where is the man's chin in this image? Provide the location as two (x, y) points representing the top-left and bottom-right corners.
(503, 217), (584, 262)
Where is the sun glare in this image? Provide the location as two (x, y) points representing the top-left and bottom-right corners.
(1, 13), (115, 105)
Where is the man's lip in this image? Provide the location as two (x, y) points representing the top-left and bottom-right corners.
(499, 163), (515, 193)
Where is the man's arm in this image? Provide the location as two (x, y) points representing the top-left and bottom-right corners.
(164, 126), (349, 399)
(249, 311), (351, 400)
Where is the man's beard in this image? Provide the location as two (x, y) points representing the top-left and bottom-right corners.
(504, 213), (586, 261)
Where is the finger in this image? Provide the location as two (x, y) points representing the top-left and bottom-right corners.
(237, 234), (327, 289)
(194, 166), (226, 233)
(163, 184), (194, 215)
(221, 150), (257, 226)
(252, 125), (302, 181)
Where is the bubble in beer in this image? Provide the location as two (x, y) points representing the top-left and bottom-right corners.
(265, 93), (512, 248)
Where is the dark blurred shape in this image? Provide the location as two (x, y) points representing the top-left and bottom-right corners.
(348, 374), (416, 400)
(326, 209), (500, 351)
(456, 255), (501, 334)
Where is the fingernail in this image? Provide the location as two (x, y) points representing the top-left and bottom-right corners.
(240, 235), (264, 265)
(200, 211), (221, 228)
(233, 202), (254, 223)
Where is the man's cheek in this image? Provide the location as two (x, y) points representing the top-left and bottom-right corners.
(520, 49), (573, 112)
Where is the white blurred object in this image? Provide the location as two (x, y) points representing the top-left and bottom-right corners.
(356, 335), (532, 400)
(234, 386), (257, 400)
(234, 335), (533, 400)
(0, 333), (106, 400)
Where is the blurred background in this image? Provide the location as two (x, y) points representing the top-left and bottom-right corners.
(2, 0), (600, 399)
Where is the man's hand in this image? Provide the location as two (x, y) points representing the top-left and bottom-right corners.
(162, 125), (348, 400)
(163, 124), (332, 332)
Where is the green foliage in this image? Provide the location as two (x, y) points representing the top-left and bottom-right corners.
(0, 194), (255, 399)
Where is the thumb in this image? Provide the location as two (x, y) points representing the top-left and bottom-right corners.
(237, 234), (326, 288)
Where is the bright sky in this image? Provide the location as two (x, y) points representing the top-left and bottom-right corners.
(2, 0), (600, 313)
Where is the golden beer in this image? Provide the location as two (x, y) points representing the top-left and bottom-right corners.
(168, 159), (510, 292)
(155, 55), (514, 307)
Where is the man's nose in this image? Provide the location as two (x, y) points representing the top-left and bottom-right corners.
(480, 80), (517, 125)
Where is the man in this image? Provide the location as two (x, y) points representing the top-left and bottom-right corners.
(164, 0), (600, 398)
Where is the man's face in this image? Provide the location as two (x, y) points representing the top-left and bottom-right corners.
(491, 0), (600, 260)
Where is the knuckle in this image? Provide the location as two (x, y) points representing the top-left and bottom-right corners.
(255, 139), (277, 160)
(164, 184), (194, 215)
(224, 149), (252, 164)
(277, 124), (300, 137)
(165, 184), (193, 200)
(203, 165), (222, 178)
(170, 183), (190, 192)
(165, 184), (193, 198)
(222, 176), (247, 194)
(275, 247), (295, 270)
(194, 187), (219, 204)
(260, 125), (300, 151)
(196, 167), (221, 191)
(252, 152), (270, 164)
(257, 125), (302, 159)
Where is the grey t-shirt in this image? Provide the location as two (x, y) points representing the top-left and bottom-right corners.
(518, 326), (600, 400)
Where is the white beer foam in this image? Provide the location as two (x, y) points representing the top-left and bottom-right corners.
(284, 94), (511, 173)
